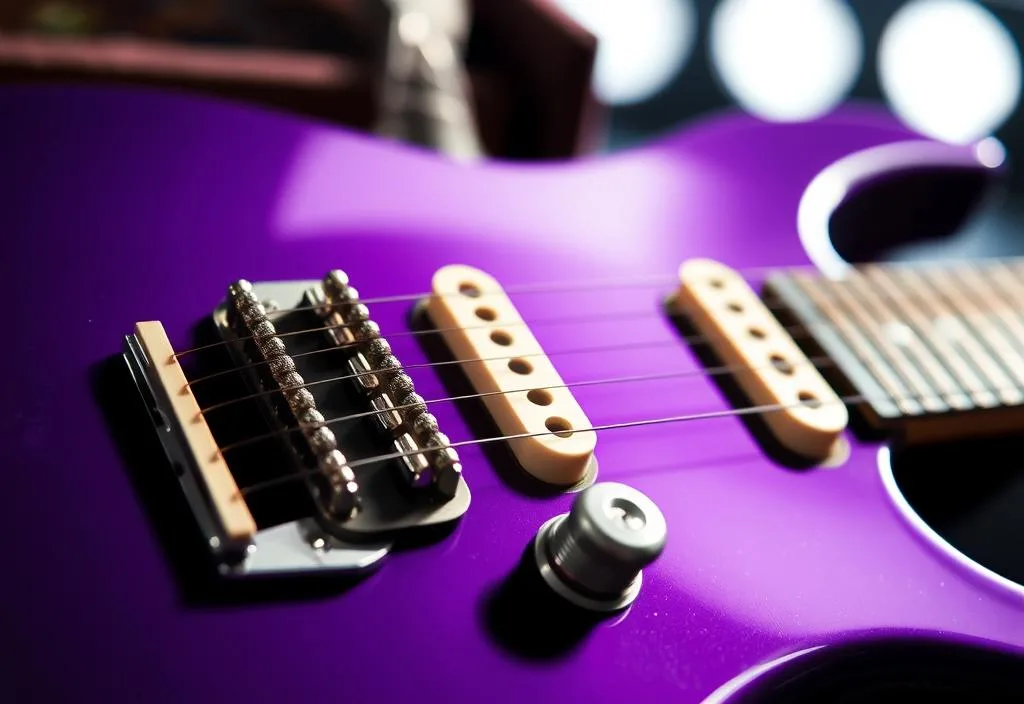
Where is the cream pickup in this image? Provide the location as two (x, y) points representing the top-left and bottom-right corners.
(672, 259), (848, 461)
(425, 265), (598, 487)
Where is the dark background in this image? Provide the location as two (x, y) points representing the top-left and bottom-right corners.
(591, 0), (1024, 259)
(604, 1), (1024, 177)
(3, 0), (1024, 257)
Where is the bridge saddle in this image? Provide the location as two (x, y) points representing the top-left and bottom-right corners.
(124, 270), (471, 579)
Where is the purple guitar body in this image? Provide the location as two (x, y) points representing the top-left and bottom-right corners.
(3, 84), (1024, 702)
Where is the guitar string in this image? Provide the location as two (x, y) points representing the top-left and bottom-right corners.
(217, 355), (835, 453)
(170, 258), (1024, 359)
(192, 296), (1024, 415)
(214, 267), (1024, 496)
(184, 299), (824, 391)
(175, 307), (654, 360)
(170, 285), (1013, 360)
(183, 255), (1024, 388)
(343, 381), (1021, 471)
(237, 379), (1024, 498)
(220, 272), (687, 318)
(239, 394), (853, 496)
(185, 309), (689, 387)
(191, 275), (1024, 413)
(193, 312), (722, 414)
(193, 336), (703, 393)
(181, 255), (1024, 325)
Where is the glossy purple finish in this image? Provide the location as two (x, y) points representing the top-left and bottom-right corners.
(3, 85), (1023, 702)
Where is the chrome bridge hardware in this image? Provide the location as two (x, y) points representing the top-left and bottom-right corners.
(310, 270), (465, 500)
(213, 274), (471, 538)
(123, 321), (389, 578)
(124, 270), (472, 579)
(372, 0), (483, 160)
(227, 279), (360, 521)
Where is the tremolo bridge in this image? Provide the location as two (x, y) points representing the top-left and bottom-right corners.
(124, 271), (470, 577)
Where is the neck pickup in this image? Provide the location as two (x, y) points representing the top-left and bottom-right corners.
(671, 259), (848, 464)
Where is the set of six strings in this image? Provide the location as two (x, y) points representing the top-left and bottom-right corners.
(172, 264), (1024, 495)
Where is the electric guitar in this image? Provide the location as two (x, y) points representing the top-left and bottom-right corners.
(4, 73), (1024, 701)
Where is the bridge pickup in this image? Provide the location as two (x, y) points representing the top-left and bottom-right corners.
(670, 259), (849, 461)
(423, 265), (597, 487)
(123, 320), (389, 577)
(213, 273), (471, 537)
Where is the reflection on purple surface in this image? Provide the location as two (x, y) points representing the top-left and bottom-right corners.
(1, 84), (1023, 701)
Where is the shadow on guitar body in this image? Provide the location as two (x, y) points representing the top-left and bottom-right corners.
(480, 542), (603, 661)
(90, 353), (369, 606)
(664, 310), (833, 471)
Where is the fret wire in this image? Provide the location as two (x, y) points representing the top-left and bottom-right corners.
(901, 267), (1014, 407)
(1006, 259), (1024, 284)
(218, 355), (837, 454)
(919, 265), (1021, 404)
(887, 266), (998, 409)
(837, 269), (946, 413)
(988, 262), (1024, 323)
(957, 264), (1024, 363)
(897, 264), (999, 407)
(791, 271), (919, 417)
(933, 265), (1024, 394)
(860, 265), (973, 411)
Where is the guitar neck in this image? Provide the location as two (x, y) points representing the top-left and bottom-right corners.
(765, 258), (1024, 442)
(374, 0), (483, 160)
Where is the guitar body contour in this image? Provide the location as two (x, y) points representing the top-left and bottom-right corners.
(2, 85), (1023, 702)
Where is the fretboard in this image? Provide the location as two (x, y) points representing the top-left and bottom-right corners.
(767, 259), (1024, 433)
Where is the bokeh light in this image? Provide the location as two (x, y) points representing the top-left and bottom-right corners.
(709, 0), (863, 122)
(552, 0), (696, 106)
(879, 0), (1022, 145)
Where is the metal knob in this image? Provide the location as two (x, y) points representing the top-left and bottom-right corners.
(534, 482), (667, 612)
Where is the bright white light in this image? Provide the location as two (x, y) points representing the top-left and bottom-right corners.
(975, 137), (1008, 169)
(709, 0), (863, 122)
(879, 0), (1021, 145)
(552, 0), (696, 106)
